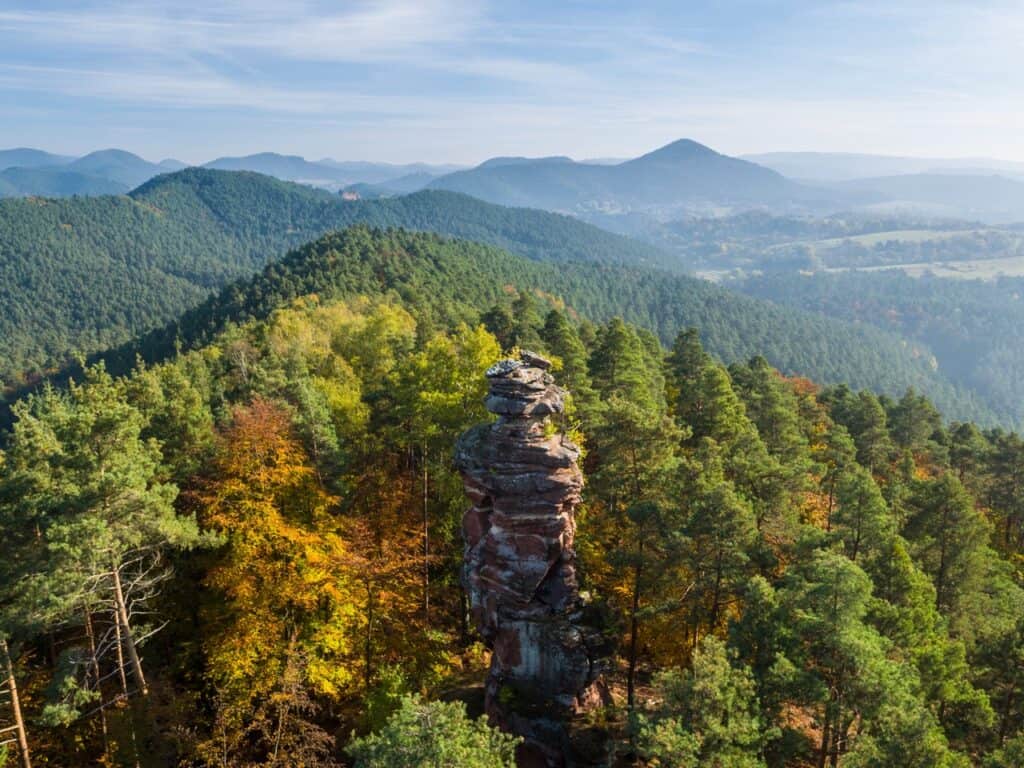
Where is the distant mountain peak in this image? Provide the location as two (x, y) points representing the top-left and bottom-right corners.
(628, 138), (722, 164)
(78, 148), (147, 161)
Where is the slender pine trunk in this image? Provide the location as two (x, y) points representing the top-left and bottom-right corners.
(626, 543), (644, 710)
(817, 705), (832, 768)
(422, 443), (430, 627)
(1, 638), (31, 768)
(112, 563), (148, 696)
(83, 610), (110, 761)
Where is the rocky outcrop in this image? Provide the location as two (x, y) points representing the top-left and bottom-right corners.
(455, 352), (609, 767)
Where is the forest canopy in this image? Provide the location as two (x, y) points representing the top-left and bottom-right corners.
(0, 171), (995, 430)
(2, 227), (1024, 766)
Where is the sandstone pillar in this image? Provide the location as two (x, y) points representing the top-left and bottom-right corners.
(455, 352), (608, 767)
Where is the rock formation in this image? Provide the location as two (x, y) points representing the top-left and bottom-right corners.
(455, 352), (608, 767)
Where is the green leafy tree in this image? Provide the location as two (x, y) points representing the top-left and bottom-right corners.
(346, 696), (520, 768)
(585, 318), (684, 706)
(986, 432), (1024, 550)
(636, 636), (769, 768)
(667, 329), (750, 450)
(509, 289), (544, 350)
(984, 735), (1024, 768)
(903, 473), (992, 616)
(682, 444), (758, 640)
(831, 466), (894, 565)
(540, 308), (599, 424)
(0, 366), (206, 705)
(824, 388), (894, 476)
(889, 388), (944, 455)
(480, 304), (515, 350)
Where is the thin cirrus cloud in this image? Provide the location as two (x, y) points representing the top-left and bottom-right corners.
(0, 64), (411, 116)
(0, 1), (483, 62)
(0, 0), (1022, 162)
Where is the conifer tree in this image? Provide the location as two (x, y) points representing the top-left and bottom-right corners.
(831, 466), (894, 565)
(636, 636), (768, 768)
(903, 473), (992, 615)
(1, 366), (205, 707)
(585, 318), (684, 707)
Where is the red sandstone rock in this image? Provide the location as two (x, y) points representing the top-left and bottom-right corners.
(455, 353), (609, 767)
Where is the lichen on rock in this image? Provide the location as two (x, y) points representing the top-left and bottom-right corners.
(455, 351), (609, 767)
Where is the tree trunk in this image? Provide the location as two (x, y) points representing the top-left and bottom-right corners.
(364, 583), (375, 694)
(829, 695), (844, 767)
(817, 705), (832, 768)
(1, 638), (31, 768)
(112, 563), (148, 696)
(709, 550), (724, 632)
(422, 444), (431, 627)
(83, 610), (110, 760)
(999, 683), (1016, 744)
(626, 543), (644, 710)
(935, 516), (949, 610)
(826, 479), (835, 532)
(112, 607), (129, 697)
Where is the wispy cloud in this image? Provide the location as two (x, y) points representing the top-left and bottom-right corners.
(0, 62), (445, 117)
(0, 1), (483, 62)
(0, 0), (1022, 162)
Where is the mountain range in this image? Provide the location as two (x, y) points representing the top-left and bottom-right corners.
(0, 148), (464, 198)
(0, 167), (992, 429)
(3, 141), (1024, 224)
(745, 151), (1024, 181)
(0, 149), (175, 197)
(426, 139), (829, 214)
(202, 154), (463, 189)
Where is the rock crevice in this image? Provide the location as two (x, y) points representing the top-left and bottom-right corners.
(455, 353), (608, 767)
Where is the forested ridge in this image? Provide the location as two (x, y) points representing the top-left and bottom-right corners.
(733, 271), (1024, 428)
(0, 168), (666, 388)
(0, 169), (996, 429)
(2, 229), (1024, 767)
(49, 226), (992, 432)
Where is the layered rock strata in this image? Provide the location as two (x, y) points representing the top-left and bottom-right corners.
(455, 352), (608, 767)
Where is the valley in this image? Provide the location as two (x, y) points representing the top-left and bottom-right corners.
(4, 5), (1024, 767)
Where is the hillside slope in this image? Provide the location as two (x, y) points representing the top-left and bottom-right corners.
(0, 149), (163, 197)
(0, 168), (668, 384)
(0, 148), (73, 170)
(0, 166), (129, 197)
(429, 139), (826, 212)
(0, 169), (992, 423)
(64, 149), (167, 188)
(98, 227), (992, 426)
(842, 173), (1024, 222)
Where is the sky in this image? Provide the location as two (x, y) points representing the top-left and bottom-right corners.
(0, 0), (1022, 164)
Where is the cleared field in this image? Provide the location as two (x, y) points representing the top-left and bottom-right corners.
(763, 228), (986, 252)
(828, 255), (1024, 280)
(806, 228), (983, 249)
(815, 228), (982, 248)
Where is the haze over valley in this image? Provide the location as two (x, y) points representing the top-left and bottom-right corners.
(3, 3), (1024, 768)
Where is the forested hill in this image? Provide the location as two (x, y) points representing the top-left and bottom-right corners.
(94, 227), (992, 426)
(0, 168), (669, 387)
(3, 227), (1024, 766)
(0, 169), (995, 425)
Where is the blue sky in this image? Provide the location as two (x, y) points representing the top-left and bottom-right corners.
(0, 0), (1021, 163)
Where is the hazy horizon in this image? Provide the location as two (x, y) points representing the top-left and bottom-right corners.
(2, 1), (1023, 164)
(7, 142), (1024, 171)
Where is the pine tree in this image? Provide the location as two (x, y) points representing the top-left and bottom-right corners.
(682, 444), (758, 641)
(636, 636), (769, 768)
(903, 473), (992, 616)
(585, 318), (684, 707)
(346, 696), (519, 768)
(831, 466), (894, 565)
